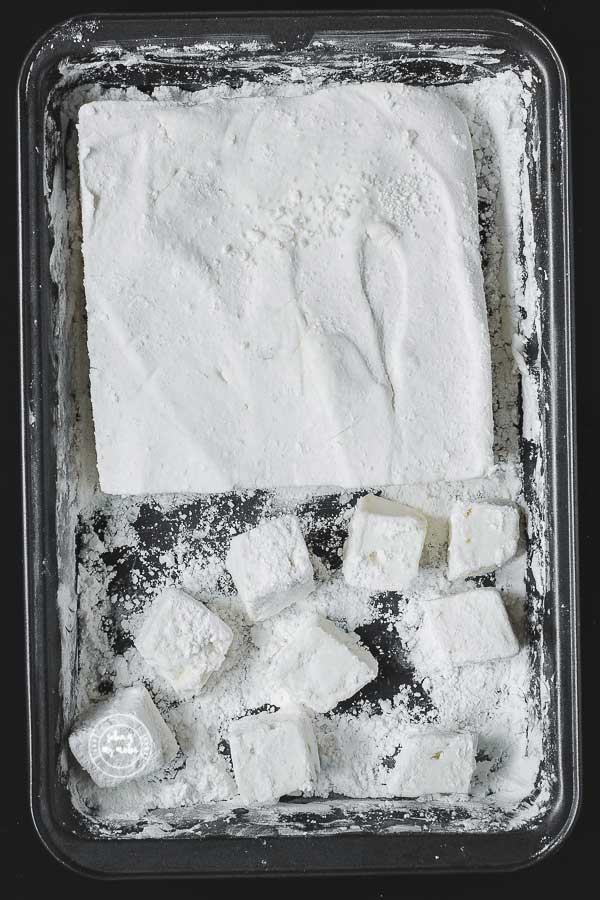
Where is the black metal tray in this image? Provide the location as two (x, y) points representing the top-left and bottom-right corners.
(18, 10), (579, 877)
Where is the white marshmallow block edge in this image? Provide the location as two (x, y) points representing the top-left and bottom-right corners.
(226, 514), (314, 622)
(135, 587), (233, 696)
(343, 494), (427, 592)
(388, 731), (477, 797)
(420, 588), (519, 669)
(272, 615), (378, 713)
(229, 709), (320, 805)
(448, 501), (520, 581)
(68, 684), (178, 788)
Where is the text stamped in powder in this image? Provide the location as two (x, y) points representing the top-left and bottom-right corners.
(87, 712), (153, 781)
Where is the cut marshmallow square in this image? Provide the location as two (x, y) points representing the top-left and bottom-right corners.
(135, 587), (233, 696)
(420, 588), (519, 668)
(272, 616), (378, 713)
(388, 731), (477, 797)
(447, 501), (520, 581)
(229, 709), (320, 805)
(68, 684), (178, 788)
(343, 494), (427, 592)
(226, 515), (314, 621)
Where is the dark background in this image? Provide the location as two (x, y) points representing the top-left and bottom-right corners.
(4, 1), (595, 896)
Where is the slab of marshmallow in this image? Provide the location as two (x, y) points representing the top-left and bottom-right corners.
(448, 501), (520, 581)
(229, 709), (320, 805)
(135, 587), (233, 695)
(78, 85), (493, 494)
(388, 731), (477, 797)
(343, 494), (427, 591)
(420, 588), (519, 669)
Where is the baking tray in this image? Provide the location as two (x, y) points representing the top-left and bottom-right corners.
(18, 10), (579, 876)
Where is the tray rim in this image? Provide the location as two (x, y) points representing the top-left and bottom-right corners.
(18, 8), (580, 878)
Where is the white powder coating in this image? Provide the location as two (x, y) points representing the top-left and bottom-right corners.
(225, 515), (314, 621)
(342, 494), (427, 591)
(78, 84), (493, 495)
(229, 709), (320, 805)
(447, 501), (520, 581)
(387, 731), (477, 798)
(68, 685), (178, 788)
(272, 616), (378, 713)
(420, 588), (519, 669)
(134, 587), (233, 695)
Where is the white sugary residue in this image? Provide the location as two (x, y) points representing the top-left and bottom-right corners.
(46, 51), (549, 836)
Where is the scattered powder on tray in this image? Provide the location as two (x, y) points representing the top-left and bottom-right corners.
(48, 59), (548, 833)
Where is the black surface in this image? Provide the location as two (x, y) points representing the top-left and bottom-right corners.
(4, 0), (596, 896)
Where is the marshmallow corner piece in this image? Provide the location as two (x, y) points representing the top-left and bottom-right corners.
(225, 514), (314, 622)
(342, 494), (427, 592)
(389, 730), (477, 797)
(229, 709), (320, 805)
(420, 588), (519, 669)
(448, 501), (520, 581)
(135, 586), (233, 696)
(272, 615), (378, 713)
(68, 684), (178, 788)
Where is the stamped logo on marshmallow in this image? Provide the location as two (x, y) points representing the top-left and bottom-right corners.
(87, 712), (153, 781)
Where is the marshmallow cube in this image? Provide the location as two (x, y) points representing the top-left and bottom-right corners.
(343, 494), (427, 592)
(226, 515), (314, 622)
(272, 616), (378, 713)
(448, 501), (520, 581)
(135, 587), (233, 696)
(68, 685), (178, 788)
(421, 588), (519, 669)
(389, 731), (477, 797)
(229, 710), (320, 805)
